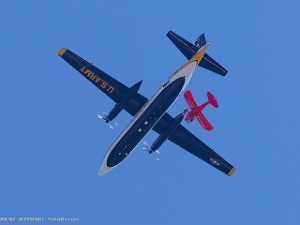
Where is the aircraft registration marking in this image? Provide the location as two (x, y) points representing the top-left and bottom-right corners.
(79, 66), (114, 94)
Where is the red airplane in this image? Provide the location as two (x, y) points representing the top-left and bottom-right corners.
(184, 90), (218, 131)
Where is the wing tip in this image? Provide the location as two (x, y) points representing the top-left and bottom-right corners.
(228, 167), (236, 176)
(58, 47), (67, 56)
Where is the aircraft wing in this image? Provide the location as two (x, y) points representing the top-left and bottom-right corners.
(152, 113), (235, 176)
(58, 48), (147, 116)
(196, 113), (214, 131)
(184, 90), (198, 110)
(169, 124), (235, 175)
(58, 48), (235, 176)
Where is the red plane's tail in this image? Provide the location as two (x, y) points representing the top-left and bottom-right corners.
(207, 92), (218, 108)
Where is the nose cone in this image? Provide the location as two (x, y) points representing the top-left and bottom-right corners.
(98, 161), (112, 176)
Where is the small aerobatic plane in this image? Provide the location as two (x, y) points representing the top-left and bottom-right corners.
(184, 90), (218, 131)
(58, 31), (236, 176)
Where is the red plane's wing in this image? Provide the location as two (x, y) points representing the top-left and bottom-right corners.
(196, 113), (214, 131)
(184, 90), (198, 110)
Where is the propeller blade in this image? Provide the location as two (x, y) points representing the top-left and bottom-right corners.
(98, 111), (119, 130)
(142, 141), (161, 161)
(142, 141), (151, 152)
(143, 141), (151, 149)
(98, 113), (108, 121)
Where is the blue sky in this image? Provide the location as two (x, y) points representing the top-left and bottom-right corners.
(1, 1), (299, 224)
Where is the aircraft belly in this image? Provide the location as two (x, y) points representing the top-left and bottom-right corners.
(102, 77), (185, 171)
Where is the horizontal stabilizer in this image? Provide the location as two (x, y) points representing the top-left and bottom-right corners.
(207, 92), (218, 108)
(167, 31), (228, 76)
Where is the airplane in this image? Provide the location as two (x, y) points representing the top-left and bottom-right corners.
(58, 31), (236, 177)
(184, 90), (218, 131)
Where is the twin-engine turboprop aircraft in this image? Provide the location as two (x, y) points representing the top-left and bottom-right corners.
(58, 31), (236, 176)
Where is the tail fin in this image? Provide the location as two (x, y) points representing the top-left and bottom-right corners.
(167, 31), (228, 76)
(195, 33), (206, 48)
(207, 92), (218, 108)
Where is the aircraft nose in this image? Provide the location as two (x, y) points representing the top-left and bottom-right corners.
(98, 163), (112, 176)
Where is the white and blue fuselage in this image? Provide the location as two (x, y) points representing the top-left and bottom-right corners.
(99, 45), (209, 175)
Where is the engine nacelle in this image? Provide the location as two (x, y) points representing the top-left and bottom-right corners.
(151, 111), (185, 151)
(106, 80), (142, 122)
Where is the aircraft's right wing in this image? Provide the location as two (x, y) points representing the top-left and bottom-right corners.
(58, 48), (147, 116)
(152, 113), (235, 176)
(169, 124), (235, 175)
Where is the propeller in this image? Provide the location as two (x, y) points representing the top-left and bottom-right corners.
(142, 141), (152, 153)
(142, 141), (160, 161)
(182, 109), (189, 123)
(97, 111), (109, 122)
(97, 112), (118, 129)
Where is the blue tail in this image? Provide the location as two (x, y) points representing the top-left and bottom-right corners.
(195, 33), (206, 48)
(167, 31), (228, 76)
